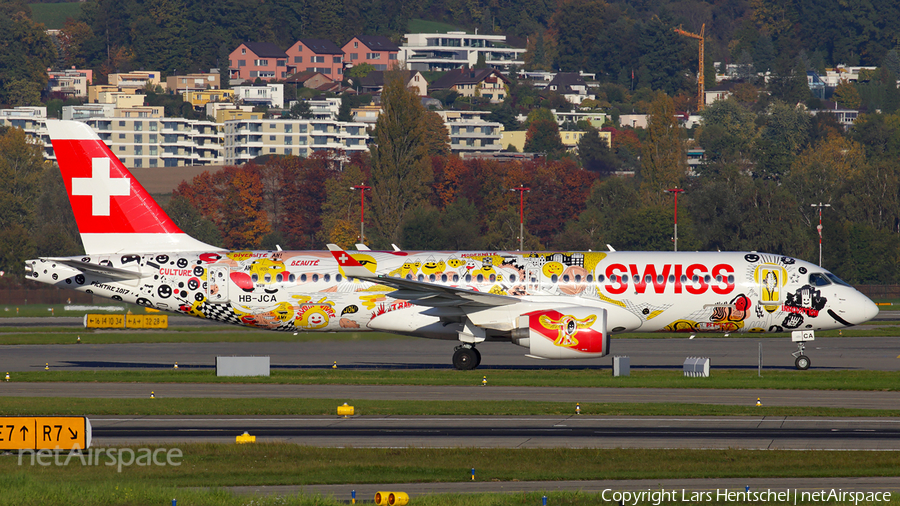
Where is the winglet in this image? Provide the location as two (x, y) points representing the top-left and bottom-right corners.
(327, 244), (374, 279)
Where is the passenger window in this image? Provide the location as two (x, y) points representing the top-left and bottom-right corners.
(668, 275), (675, 283)
(251, 274), (259, 282)
(656, 275), (663, 284)
(276, 273), (283, 283)
(510, 274), (517, 283)
(312, 274), (319, 282)
(465, 274), (472, 283)
(452, 274), (459, 282)
(563, 274), (570, 283)
(551, 274), (558, 283)
(476, 274), (484, 283)
(300, 274), (307, 282)
(574, 274), (582, 283)
(417, 274), (424, 281)
(324, 274), (330, 282)
(289, 274), (296, 283)
(336, 274), (342, 282)
(489, 274), (496, 282)
(728, 275), (734, 283)
(429, 274), (436, 282)
(441, 274), (447, 283)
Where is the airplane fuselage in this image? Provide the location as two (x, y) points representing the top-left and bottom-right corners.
(27, 249), (868, 339)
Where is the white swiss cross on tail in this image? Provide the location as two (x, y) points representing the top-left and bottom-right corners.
(71, 158), (131, 216)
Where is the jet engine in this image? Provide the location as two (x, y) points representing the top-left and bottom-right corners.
(511, 307), (609, 359)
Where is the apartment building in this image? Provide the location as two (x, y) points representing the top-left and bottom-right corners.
(47, 68), (93, 98)
(108, 71), (164, 91)
(343, 35), (399, 71)
(0, 107), (52, 159)
(81, 116), (223, 167)
(229, 42), (289, 82)
(223, 118), (368, 164)
(435, 110), (503, 154)
(430, 68), (510, 103)
(166, 73), (221, 93)
(285, 39), (344, 80)
(400, 31), (525, 71)
(233, 83), (284, 108)
(184, 89), (236, 110)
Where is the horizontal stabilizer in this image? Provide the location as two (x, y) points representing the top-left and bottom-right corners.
(43, 257), (142, 280)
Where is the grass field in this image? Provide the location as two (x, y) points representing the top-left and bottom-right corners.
(3, 445), (900, 505)
(408, 18), (466, 33)
(8, 368), (900, 391)
(2, 396), (898, 417)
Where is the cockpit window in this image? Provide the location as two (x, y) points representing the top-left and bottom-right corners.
(809, 273), (831, 286)
(825, 273), (852, 287)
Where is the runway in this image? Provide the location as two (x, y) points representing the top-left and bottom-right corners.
(2, 334), (900, 372)
(87, 415), (900, 450)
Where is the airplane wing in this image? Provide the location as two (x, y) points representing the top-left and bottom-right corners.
(326, 244), (518, 308)
(42, 257), (143, 280)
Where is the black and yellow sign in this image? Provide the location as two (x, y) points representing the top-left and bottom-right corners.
(85, 314), (125, 329)
(126, 314), (168, 329)
(0, 416), (91, 450)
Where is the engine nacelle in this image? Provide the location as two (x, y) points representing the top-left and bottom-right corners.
(514, 307), (609, 359)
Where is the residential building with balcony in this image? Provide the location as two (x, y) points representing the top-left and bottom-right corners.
(435, 110), (503, 154)
(343, 35), (399, 71)
(0, 107), (52, 159)
(351, 104), (381, 125)
(286, 39), (344, 80)
(400, 31), (525, 71)
(166, 73), (221, 93)
(108, 71), (163, 91)
(223, 118), (368, 165)
(233, 83), (284, 108)
(229, 42), (289, 82)
(358, 70), (427, 96)
(546, 72), (595, 105)
(80, 117), (223, 167)
(430, 68), (510, 103)
(47, 68), (93, 98)
(184, 89), (236, 110)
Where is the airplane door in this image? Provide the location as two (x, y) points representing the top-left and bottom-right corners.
(757, 264), (786, 313)
(207, 265), (230, 303)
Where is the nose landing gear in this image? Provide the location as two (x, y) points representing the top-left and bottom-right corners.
(791, 330), (814, 370)
(792, 342), (811, 370)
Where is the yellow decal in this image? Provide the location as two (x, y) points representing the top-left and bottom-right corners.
(646, 309), (664, 320)
(538, 313), (597, 347)
(597, 292), (627, 308)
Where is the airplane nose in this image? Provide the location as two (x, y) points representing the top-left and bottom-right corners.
(859, 295), (879, 324)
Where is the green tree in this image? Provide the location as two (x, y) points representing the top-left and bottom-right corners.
(319, 160), (369, 247)
(0, 13), (56, 105)
(164, 196), (223, 247)
(289, 101), (313, 119)
(0, 128), (46, 230)
(421, 111), (450, 157)
(639, 92), (687, 205)
(523, 119), (565, 156)
(578, 127), (617, 174)
(833, 80), (862, 109)
(697, 97), (757, 167)
(767, 57), (811, 104)
(346, 62), (375, 81)
(754, 101), (811, 180)
(368, 70), (434, 246)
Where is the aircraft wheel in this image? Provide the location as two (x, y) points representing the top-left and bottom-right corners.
(473, 348), (482, 368)
(453, 347), (478, 370)
(795, 355), (811, 370)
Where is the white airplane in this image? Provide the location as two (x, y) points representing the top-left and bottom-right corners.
(25, 120), (879, 370)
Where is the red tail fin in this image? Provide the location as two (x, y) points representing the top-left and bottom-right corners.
(47, 120), (217, 254)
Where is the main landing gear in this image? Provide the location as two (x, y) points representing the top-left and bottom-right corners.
(452, 344), (481, 370)
(793, 342), (811, 370)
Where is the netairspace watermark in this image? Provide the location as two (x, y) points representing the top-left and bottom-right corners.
(17, 446), (182, 473)
(601, 488), (892, 505)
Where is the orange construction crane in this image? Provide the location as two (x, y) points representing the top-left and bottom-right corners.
(673, 23), (705, 111)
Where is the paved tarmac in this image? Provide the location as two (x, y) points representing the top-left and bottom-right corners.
(87, 415), (900, 450)
(2, 382), (900, 409)
(1, 334), (899, 372)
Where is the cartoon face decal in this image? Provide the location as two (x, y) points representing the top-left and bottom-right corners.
(538, 313), (597, 347)
(248, 258), (287, 285)
(295, 304), (335, 330)
(783, 285), (827, 317)
(421, 257), (446, 275)
(542, 261), (564, 278)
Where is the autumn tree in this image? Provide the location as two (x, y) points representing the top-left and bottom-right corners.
(640, 92), (687, 205)
(832, 80), (861, 109)
(368, 70), (434, 246)
(278, 154), (338, 249)
(319, 160), (369, 248)
(165, 196), (222, 246)
(219, 165), (271, 249)
(786, 135), (865, 228)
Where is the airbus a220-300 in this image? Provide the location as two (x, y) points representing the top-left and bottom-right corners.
(25, 121), (879, 370)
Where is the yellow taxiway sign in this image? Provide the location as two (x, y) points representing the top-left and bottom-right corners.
(0, 416), (91, 450)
